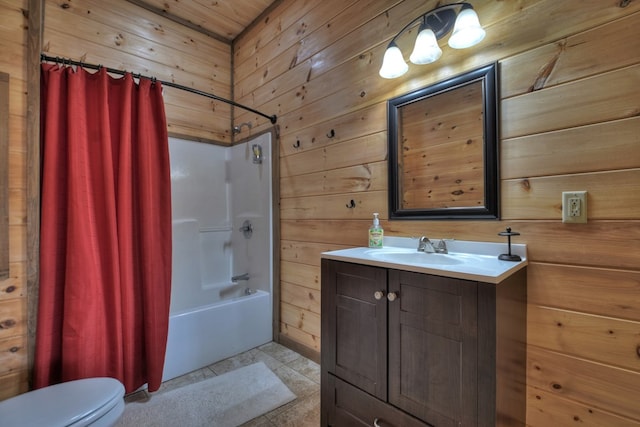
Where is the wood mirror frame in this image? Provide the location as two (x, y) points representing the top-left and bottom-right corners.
(388, 62), (499, 220)
(0, 71), (8, 279)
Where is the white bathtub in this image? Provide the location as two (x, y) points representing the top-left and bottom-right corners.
(162, 289), (272, 382)
(165, 133), (274, 383)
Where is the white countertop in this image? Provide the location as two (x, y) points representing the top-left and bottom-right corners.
(322, 237), (527, 284)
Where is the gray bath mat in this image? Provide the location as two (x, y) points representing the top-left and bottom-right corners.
(117, 362), (296, 426)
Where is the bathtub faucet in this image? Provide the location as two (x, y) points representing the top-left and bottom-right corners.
(231, 273), (250, 282)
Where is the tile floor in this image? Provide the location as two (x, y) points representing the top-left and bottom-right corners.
(125, 341), (320, 426)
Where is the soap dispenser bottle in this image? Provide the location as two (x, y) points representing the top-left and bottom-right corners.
(368, 213), (383, 248)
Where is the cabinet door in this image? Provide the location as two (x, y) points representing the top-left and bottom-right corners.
(388, 270), (478, 426)
(321, 259), (388, 400)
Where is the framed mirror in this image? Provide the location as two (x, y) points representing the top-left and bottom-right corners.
(388, 62), (499, 220)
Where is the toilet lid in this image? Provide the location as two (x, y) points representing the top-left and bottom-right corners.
(0, 377), (125, 427)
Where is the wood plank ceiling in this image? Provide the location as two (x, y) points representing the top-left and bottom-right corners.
(129, 0), (277, 42)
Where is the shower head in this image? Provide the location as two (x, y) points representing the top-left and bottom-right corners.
(233, 122), (253, 135)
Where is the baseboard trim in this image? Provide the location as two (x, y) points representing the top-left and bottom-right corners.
(278, 333), (320, 364)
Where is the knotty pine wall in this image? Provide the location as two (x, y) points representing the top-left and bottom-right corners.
(1, 0), (639, 424)
(0, 0), (29, 401)
(43, 0), (233, 143)
(234, 0), (640, 425)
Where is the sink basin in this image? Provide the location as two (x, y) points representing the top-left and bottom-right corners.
(365, 248), (465, 266)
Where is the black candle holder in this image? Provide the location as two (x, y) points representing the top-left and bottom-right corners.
(498, 227), (522, 261)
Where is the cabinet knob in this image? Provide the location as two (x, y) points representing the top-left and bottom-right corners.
(387, 292), (398, 302)
(373, 291), (385, 300)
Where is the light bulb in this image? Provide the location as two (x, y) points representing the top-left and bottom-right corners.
(409, 27), (442, 65)
(379, 43), (409, 79)
(448, 8), (486, 49)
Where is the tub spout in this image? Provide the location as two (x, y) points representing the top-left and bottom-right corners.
(231, 273), (250, 282)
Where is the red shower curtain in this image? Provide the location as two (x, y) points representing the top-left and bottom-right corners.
(34, 63), (172, 393)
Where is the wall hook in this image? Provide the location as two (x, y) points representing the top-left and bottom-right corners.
(293, 140), (301, 148)
(326, 129), (335, 138)
(346, 199), (356, 208)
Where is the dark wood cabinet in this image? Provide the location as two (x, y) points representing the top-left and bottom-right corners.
(387, 269), (479, 426)
(321, 260), (388, 401)
(321, 259), (527, 427)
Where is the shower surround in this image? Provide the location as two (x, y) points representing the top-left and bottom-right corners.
(162, 132), (274, 382)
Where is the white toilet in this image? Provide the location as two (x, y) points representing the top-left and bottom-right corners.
(0, 377), (125, 427)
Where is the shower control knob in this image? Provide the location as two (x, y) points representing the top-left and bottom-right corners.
(387, 292), (398, 302)
(374, 291), (385, 300)
(239, 220), (253, 239)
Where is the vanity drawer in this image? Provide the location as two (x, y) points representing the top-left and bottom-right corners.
(326, 374), (428, 427)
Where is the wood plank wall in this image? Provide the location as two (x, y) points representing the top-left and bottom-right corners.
(2, 0), (639, 424)
(41, 0), (233, 143)
(233, 0), (640, 425)
(0, 0), (30, 401)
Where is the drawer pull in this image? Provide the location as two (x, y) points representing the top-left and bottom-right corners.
(387, 292), (398, 302)
(374, 291), (385, 300)
(373, 418), (382, 427)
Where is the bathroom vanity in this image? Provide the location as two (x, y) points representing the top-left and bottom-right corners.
(320, 238), (527, 426)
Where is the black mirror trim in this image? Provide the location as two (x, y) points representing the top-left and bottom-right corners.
(387, 62), (499, 220)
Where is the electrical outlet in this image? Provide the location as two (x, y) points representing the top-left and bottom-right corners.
(569, 197), (581, 217)
(562, 191), (587, 223)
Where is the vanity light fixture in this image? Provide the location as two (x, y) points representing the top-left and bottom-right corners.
(379, 2), (486, 79)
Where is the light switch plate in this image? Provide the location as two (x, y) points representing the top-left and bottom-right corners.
(562, 191), (587, 223)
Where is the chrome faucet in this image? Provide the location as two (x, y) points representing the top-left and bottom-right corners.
(231, 273), (250, 282)
(417, 236), (448, 254)
(432, 239), (448, 254)
(417, 236), (435, 253)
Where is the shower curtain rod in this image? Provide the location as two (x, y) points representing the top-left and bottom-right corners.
(40, 54), (278, 124)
